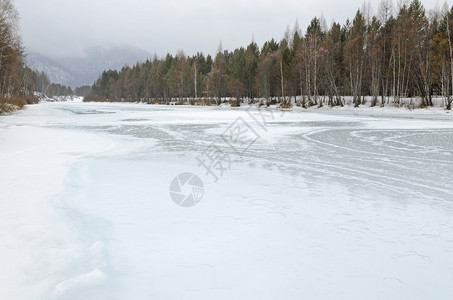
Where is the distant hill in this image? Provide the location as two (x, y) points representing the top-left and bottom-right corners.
(27, 45), (152, 88)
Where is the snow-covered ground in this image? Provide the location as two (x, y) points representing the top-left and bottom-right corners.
(35, 94), (85, 103)
(1, 102), (452, 299)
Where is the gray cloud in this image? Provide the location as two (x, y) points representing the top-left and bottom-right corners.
(15, 0), (442, 58)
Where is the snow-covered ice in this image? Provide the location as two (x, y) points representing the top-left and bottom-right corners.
(1, 102), (453, 299)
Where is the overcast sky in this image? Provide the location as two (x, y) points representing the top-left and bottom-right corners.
(15, 0), (443, 59)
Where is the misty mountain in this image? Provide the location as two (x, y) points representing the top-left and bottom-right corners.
(27, 45), (152, 88)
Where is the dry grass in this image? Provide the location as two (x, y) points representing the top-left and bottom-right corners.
(229, 99), (241, 107)
(24, 95), (40, 105)
(83, 94), (108, 102)
(0, 97), (25, 113)
(0, 95), (39, 114)
(280, 103), (293, 109)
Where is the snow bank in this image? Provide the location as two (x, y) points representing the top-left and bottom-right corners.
(0, 103), (21, 113)
(37, 95), (84, 103)
(0, 111), (130, 299)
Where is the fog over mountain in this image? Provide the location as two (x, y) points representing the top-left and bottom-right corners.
(16, 0), (440, 61)
(27, 45), (152, 88)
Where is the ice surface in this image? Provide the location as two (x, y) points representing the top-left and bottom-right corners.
(1, 102), (453, 299)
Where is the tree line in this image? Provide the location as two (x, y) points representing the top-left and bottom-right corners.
(87, 0), (453, 109)
(1, 0), (82, 112)
(0, 0), (44, 112)
(0, 0), (28, 111)
(30, 71), (91, 98)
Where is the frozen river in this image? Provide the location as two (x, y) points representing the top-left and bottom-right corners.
(1, 102), (453, 299)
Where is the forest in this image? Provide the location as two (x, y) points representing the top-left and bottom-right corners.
(0, 0), (38, 112)
(87, 0), (453, 109)
(0, 0), (78, 113)
(31, 70), (91, 98)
